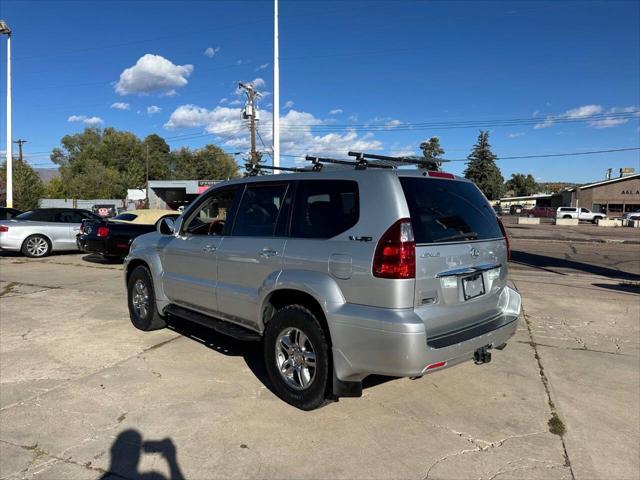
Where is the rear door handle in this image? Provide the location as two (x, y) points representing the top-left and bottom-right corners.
(259, 248), (278, 258)
(202, 244), (217, 253)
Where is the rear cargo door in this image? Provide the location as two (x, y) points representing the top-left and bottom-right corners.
(399, 176), (508, 338)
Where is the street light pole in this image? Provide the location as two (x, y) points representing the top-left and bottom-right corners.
(272, 0), (280, 170)
(0, 20), (12, 208)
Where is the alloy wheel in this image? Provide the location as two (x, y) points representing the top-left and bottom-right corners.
(275, 327), (317, 390)
(26, 237), (48, 257)
(132, 279), (150, 319)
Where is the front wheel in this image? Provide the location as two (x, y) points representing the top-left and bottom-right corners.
(127, 266), (166, 331)
(264, 305), (330, 410)
(22, 235), (51, 258)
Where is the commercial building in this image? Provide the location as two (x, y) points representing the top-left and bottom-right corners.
(147, 180), (222, 210)
(563, 170), (640, 216)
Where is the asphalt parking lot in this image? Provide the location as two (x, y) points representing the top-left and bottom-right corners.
(1, 237), (639, 479)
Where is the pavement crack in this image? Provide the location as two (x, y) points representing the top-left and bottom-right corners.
(519, 297), (576, 480)
(0, 281), (18, 297)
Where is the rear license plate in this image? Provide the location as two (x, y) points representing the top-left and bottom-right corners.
(462, 273), (485, 300)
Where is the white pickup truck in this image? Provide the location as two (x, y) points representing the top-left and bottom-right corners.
(556, 207), (605, 223)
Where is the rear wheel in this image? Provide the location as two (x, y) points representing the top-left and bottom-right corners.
(264, 305), (330, 410)
(593, 216), (603, 223)
(127, 266), (166, 331)
(21, 235), (51, 258)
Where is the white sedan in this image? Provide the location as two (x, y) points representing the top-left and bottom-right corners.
(0, 208), (101, 257)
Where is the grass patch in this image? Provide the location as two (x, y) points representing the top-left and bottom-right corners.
(548, 412), (566, 436)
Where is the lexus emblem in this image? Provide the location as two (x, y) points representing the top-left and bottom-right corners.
(470, 247), (480, 257)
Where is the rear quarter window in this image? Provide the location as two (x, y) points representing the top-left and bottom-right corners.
(291, 180), (359, 239)
(113, 213), (138, 222)
(399, 177), (501, 244)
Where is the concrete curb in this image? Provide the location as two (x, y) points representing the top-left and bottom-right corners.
(509, 234), (640, 245)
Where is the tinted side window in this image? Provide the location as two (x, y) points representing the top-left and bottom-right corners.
(57, 211), (85, 223)
(400, 177), (502, 244)
(184, 187), (238, 236)
(113, 213), (138, 222)
(233, 184), (288, 237)
(291, 180), (359, 239)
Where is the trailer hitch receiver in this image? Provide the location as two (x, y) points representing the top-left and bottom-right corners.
(474, 345), (492, 364)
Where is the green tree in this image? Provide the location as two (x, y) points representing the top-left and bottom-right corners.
(143, 134), (171, 180)
(505, 173), (538, 196)
(0, 159), (43, 210)
(170, 145), (239, 180)
(419, 137), (445, 170)
(464, 131), (504, 200)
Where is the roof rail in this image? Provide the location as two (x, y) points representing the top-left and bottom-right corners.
(244, 163), (308, 177)
(305, 155), (393, 171)
(348, 151), (449, 171)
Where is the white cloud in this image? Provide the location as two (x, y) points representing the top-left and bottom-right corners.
(110, 102), (130, 110)
(251, 77), (266, 88)
(255, 63), (269, 71)
(204, 46), (220, 58)
(389, 145), (416, 157)
(508, 132), (525, 138)
(589, 117), (628, 129)
(348, 114), (358, 122)
(532, 110), (539, 117)
(385, 119), (402, 128)
(115, 54), (193, 95)
(564, 104), (603, 119)
(228, 99), (243, 106)
(147, 105), (162, 115)
(164, 105), (382, 160)
(329, 109), (343, 115)
(284, 100), (294, 109)
(219, 97), (229, 104)
(68, 115), (103, 126)
(534, 104), (637, 129)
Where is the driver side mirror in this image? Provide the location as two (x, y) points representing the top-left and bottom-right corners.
(157, 217), (176, 235)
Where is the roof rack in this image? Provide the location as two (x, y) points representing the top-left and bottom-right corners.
(244, 163), (308, 177)
(348, 151), (449, 171)
(304, 155), (393, 171)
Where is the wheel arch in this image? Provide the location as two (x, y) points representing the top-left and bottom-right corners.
(125, 258), (151, 283)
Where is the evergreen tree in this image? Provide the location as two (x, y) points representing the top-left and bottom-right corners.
(0, 159), (43, 210)
(464, 131), (504, 200)
(419, 137), (445, 170)
(505, 173), (538, 196)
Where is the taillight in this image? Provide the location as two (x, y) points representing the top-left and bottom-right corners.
(497, 217), (510, 260)
(97, 226), (110, 237)
(0, 226), (8, 232)
(373, 218), (416, 279)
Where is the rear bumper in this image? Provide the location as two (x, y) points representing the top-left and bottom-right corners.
(0, 236), (22, 251)
(328, 286), (522, 382)
(77, 236), (127, 257)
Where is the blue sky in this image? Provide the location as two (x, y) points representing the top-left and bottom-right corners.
(1, 0), (639, 182)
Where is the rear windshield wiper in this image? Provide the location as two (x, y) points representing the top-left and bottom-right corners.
(434, 232), (478, 243)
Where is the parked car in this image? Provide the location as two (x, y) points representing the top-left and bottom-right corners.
(124, 168), (521, 410)
(0, 208), (100, 257)
(526, 206), (555, 218)
(77, 209), (180, 260)
(622, 209), (640, 221)
(509, 204), (524, 215)
(492, 204), (503, 216)
(556, 207), (605, 223)
(0, 207), (23, 220)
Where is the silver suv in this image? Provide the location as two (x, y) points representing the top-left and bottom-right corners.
(124, 168), (521, 409)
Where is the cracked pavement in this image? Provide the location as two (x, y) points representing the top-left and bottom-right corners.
(1, 241), (638, 479)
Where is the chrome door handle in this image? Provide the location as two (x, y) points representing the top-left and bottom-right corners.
(202, 244), (217, 253)
(259, 248), (278, 258)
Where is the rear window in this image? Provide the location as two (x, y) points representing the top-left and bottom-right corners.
(399, 177), (502, 244)
(113, 213), (138, 222)
(15, 210), (54, 222)
(291, 180), (359, 238)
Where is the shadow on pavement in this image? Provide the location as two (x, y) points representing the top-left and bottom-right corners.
(511, 250), (640, 280)
(592, 282), (640, 294)
(100, 429), (184, 480)
(82, 253), (124, 265)
(165, 317), (399, 398)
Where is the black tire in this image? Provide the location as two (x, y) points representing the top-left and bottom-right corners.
(264, 305), (330, 410)
(127, 265), (166, 331)
(21, 234), (51, 258)
(593, 216), (603, 223)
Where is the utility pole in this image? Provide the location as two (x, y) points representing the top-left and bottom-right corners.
(13, 139), (26, 162)
(239, 81), (262, 165)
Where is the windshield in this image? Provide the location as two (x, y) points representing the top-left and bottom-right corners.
(112, 213), (138, 222)
(399, 177), (502, 244)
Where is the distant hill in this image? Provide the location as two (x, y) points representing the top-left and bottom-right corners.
(35, 168), (60, 183)
(538, 182), (578, 193)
